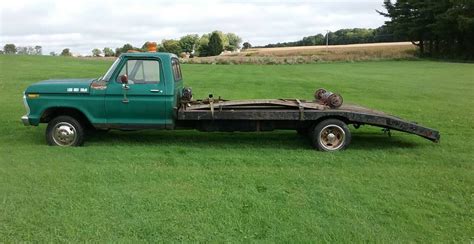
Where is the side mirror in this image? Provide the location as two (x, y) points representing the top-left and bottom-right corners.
(120, 74), (128, 84)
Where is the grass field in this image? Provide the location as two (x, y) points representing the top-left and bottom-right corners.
(0, 55), (473, 242)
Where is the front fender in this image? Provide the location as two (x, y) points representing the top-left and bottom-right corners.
(26, 93), (105, 125)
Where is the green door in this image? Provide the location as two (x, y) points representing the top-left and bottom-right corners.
(105, 58), (168, 127)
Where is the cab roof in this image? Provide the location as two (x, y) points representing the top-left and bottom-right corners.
(119, 52), (178, 59)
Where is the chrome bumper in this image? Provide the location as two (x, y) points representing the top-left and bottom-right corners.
(22, 93), (31, 126)
(21, 115), (30, 126)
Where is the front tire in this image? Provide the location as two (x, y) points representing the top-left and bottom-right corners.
(46, 116), (85, 146)
(311, 119), (351, 151)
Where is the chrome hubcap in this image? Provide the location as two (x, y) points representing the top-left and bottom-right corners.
(52, 122), (76, 146)
(319, 125), (345, 151)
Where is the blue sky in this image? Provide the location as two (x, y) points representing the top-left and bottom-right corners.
(0, 0), (388, 55)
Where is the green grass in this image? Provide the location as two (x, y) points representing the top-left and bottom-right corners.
(0, 55), (473, 242)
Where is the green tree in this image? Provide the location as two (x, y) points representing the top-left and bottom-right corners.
(121, 44), (135, 53)
(242, 42), (252, 49)
(49, 52), (57, 56)
(161, 39), (182, 55)
(225, 33), (242, 51)
(115, 43), (138, 57)
(3, 44), (16, 54)
(34, 46), (42, 55)
(179, 34), (199, 53)
(114, 48), (121, 57)
(103, 47), (114, 57)
(196, 34), (210, 57)
(92, 48), (102, 57)
(16, 47), (29, 55)
(60, 48), (72, 56)
(207, 31), (224, 56)
(378, 0), (474, 58)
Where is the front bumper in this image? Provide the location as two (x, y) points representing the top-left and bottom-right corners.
(21, 115), (30, 126)
(22, 93), (31, 126)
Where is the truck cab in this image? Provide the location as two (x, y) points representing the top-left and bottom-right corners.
(22, 52), (183, 146)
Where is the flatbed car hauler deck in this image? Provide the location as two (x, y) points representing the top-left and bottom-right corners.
(21, 51), (439, 151)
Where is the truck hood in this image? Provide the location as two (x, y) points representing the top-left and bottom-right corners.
(25, 78), (95, 94)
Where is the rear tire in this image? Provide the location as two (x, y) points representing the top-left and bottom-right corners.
(311, 119), (351, 151)
(46, 116), (85, 146)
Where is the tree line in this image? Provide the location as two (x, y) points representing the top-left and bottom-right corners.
(1, 44), (43, 55)
(378, 0), (474, 59)
(262, 26), (408, 48)
(262, 0), (474, 59)
(93, 31), (243, 57)
(2, 30), (243, 58)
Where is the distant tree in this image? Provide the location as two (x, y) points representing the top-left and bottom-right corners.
(60, 48), (72, 56)
(141, 42), (148, 51)
(114, 43), (139, 57)
(16, 47), (28, 55)
(217, 31), (229, 50)
(0, 50), (4, 55)
(103, 47), (114, 57)
(16, 46), (35, 55)
(179, 34), (199, 53)
(196, 34), (210, 57)
(242, 42), (252, 49)
(49, 51), (57, 56)
(114, 48), (121, 57)
(161, 39), (182, 55)
(92, 48), (102, 57)
(207, 31), (224, 56)
(262, 27), (411, 48)
(225, 33), (242, 51)
(378, 0), (474, 58)
(34, 45), (42, 55)
(121, 43), (135, 53)
(157, 44), (166, 52)
(4, 44), (16, 54)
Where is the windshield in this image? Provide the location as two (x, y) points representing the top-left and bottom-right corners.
(101, 58), (121, 81)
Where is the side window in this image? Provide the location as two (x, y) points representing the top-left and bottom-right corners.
(116, 59), (160, 84)
(172, 59), (182, 81)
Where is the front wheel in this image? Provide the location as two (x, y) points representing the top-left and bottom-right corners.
(311, 119), (351, 151)
(46, 116), (85, 146)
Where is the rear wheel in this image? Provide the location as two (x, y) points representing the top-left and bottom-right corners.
(46, 116), (85, 146)
(311, 119), (351, 151)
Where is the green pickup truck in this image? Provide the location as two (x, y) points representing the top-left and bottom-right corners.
(21, 52), (440, 151)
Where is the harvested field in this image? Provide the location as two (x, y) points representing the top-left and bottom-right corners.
(182, 42), (417, 64)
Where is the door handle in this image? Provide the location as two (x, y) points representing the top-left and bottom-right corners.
(150, 89), (163, 93)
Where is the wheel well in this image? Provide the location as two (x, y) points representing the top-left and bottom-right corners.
(311, 116), (351, 128)
(297, 116), (351, 131)
(41, 107), (93, 128)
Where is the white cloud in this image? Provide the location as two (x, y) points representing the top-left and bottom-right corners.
(0, 0), (387, 55)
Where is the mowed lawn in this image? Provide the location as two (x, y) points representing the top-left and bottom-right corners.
(0, 55), (472, 242)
